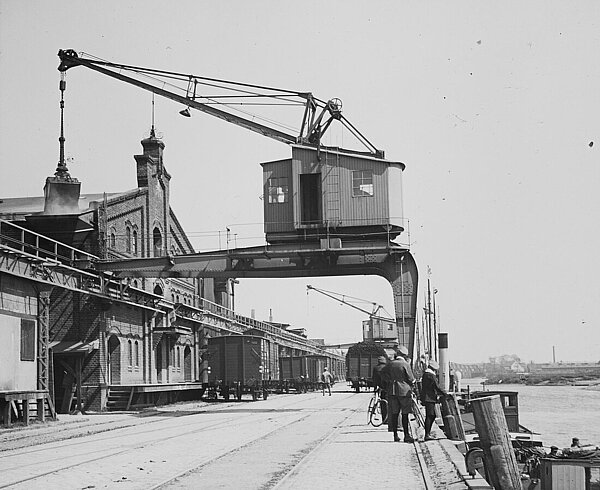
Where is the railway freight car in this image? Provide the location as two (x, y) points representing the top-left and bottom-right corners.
(346, 341), (388, 393)
(279, 355), (329, 392)
(205, 335), (278, 401)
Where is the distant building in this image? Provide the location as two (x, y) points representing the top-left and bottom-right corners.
(510, 361), (526, 373)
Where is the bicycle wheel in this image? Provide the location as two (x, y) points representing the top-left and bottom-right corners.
(370, 400), (384, 427)
(367, 397), (376, 424)
(380, 399), (388, 424)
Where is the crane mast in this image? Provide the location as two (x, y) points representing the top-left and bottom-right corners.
(57, 49), (383, 157)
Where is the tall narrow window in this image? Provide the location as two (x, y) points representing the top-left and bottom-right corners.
(132, 230), (138, 256)
(134, 341), (139, 367)
(128, 340), (133, 367)
(268, 177), (289, 203)
(153, 227), (162, 257)
(125, 227), (132, 253)
(352, 170), (374, 197)
(20, 319), (35, 361)
(110, 231), (116, 249)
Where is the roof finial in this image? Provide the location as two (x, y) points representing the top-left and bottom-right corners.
(55, 72), (71, 180)
(150, 92), (156, 138)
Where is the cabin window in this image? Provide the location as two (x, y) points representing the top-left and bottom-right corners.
(20, 319), (35, 361)
(352, 170), (374, 197)
(268, 177), (289, 203)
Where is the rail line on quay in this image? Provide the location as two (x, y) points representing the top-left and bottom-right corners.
(150, 393), (360, 489)
(256, 402), (357, 490)
(412, 440), (437, 490)
(0, 392), (359, 489)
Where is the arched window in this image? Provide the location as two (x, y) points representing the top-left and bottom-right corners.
(128, 340), (133, 366)
(132, 230), (138, 256)
(110, 231), (116, 249)
(153, 284), (163, 296)
(125, 227), (131, 253)
(134, 341), (139, 367)
(153, 227), (162, 257)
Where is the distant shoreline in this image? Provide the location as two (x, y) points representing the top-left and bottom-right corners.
(483, 374), (600, 388)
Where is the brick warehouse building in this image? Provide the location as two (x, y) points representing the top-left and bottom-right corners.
(1, 128), (345, 418)
(0, 131), (236, 413)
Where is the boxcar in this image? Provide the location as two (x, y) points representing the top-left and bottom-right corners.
(346, 341), (388, 393)
(206, 335), (277, 401)
(279, 355), (328, 392)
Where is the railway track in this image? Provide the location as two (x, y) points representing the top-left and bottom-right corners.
(0, 393), (357, 489)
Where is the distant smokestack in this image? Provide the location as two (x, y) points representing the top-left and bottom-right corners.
(269, 308), (273, 322)
(438, 332), (449, 391)
(251, 309), (255, 319)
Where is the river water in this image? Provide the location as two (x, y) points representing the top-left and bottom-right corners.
(461, 379), (600, 449)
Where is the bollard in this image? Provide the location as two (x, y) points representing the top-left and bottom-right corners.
(440, 393), (466, 441)
(470, 395), (522, 490)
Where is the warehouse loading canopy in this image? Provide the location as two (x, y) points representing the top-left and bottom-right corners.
(50, 340), (99, 354)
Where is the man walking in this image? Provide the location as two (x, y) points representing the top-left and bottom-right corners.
(321, 366), (334, 396)
(382, 346), (415, 443)
(420, 359), (446, 441)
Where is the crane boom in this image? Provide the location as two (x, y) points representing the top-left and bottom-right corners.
(306, 285), (394, 322)
(57, 49), (383, 156)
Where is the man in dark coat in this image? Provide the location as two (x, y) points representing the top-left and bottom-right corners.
(371, 356), (388, 422)
(420, 359), (446, 440)
(382, 345), (415, 442)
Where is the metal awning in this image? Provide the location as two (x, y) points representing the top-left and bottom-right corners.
(50, 340), (99, 354)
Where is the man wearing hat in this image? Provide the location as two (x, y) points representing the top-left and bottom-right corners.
(382, 345), (415, 442)
(420, 359), (447, 441)
(372, 355), (389, 422)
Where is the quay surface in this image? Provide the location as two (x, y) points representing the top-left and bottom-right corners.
(0, 385), (491, 489)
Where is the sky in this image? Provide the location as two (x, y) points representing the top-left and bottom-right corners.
(1, 1), (599, 364)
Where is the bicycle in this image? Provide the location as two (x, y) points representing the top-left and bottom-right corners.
(367, 390), (388, 427)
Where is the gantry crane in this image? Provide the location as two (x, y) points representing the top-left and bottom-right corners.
(306, 285), (398, 342)
(57, 49), (419, 360)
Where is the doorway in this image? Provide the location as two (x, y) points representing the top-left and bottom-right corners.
(300, 173), (322, 226)
(184, 346), (192, 381)
(107, 335), (121, 385)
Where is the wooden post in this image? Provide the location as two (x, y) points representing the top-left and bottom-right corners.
(37, 398), (46, 422)
(440, 393), (466, 441)
(1, 400), (11, 427)
(470, 395), (522, 490)
(76, 356), (85, 414)
(22, 399), (30, 426)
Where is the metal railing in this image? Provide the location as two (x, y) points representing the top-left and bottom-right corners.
(0, 219), (341, 357)
(0, 218), (98, 265)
